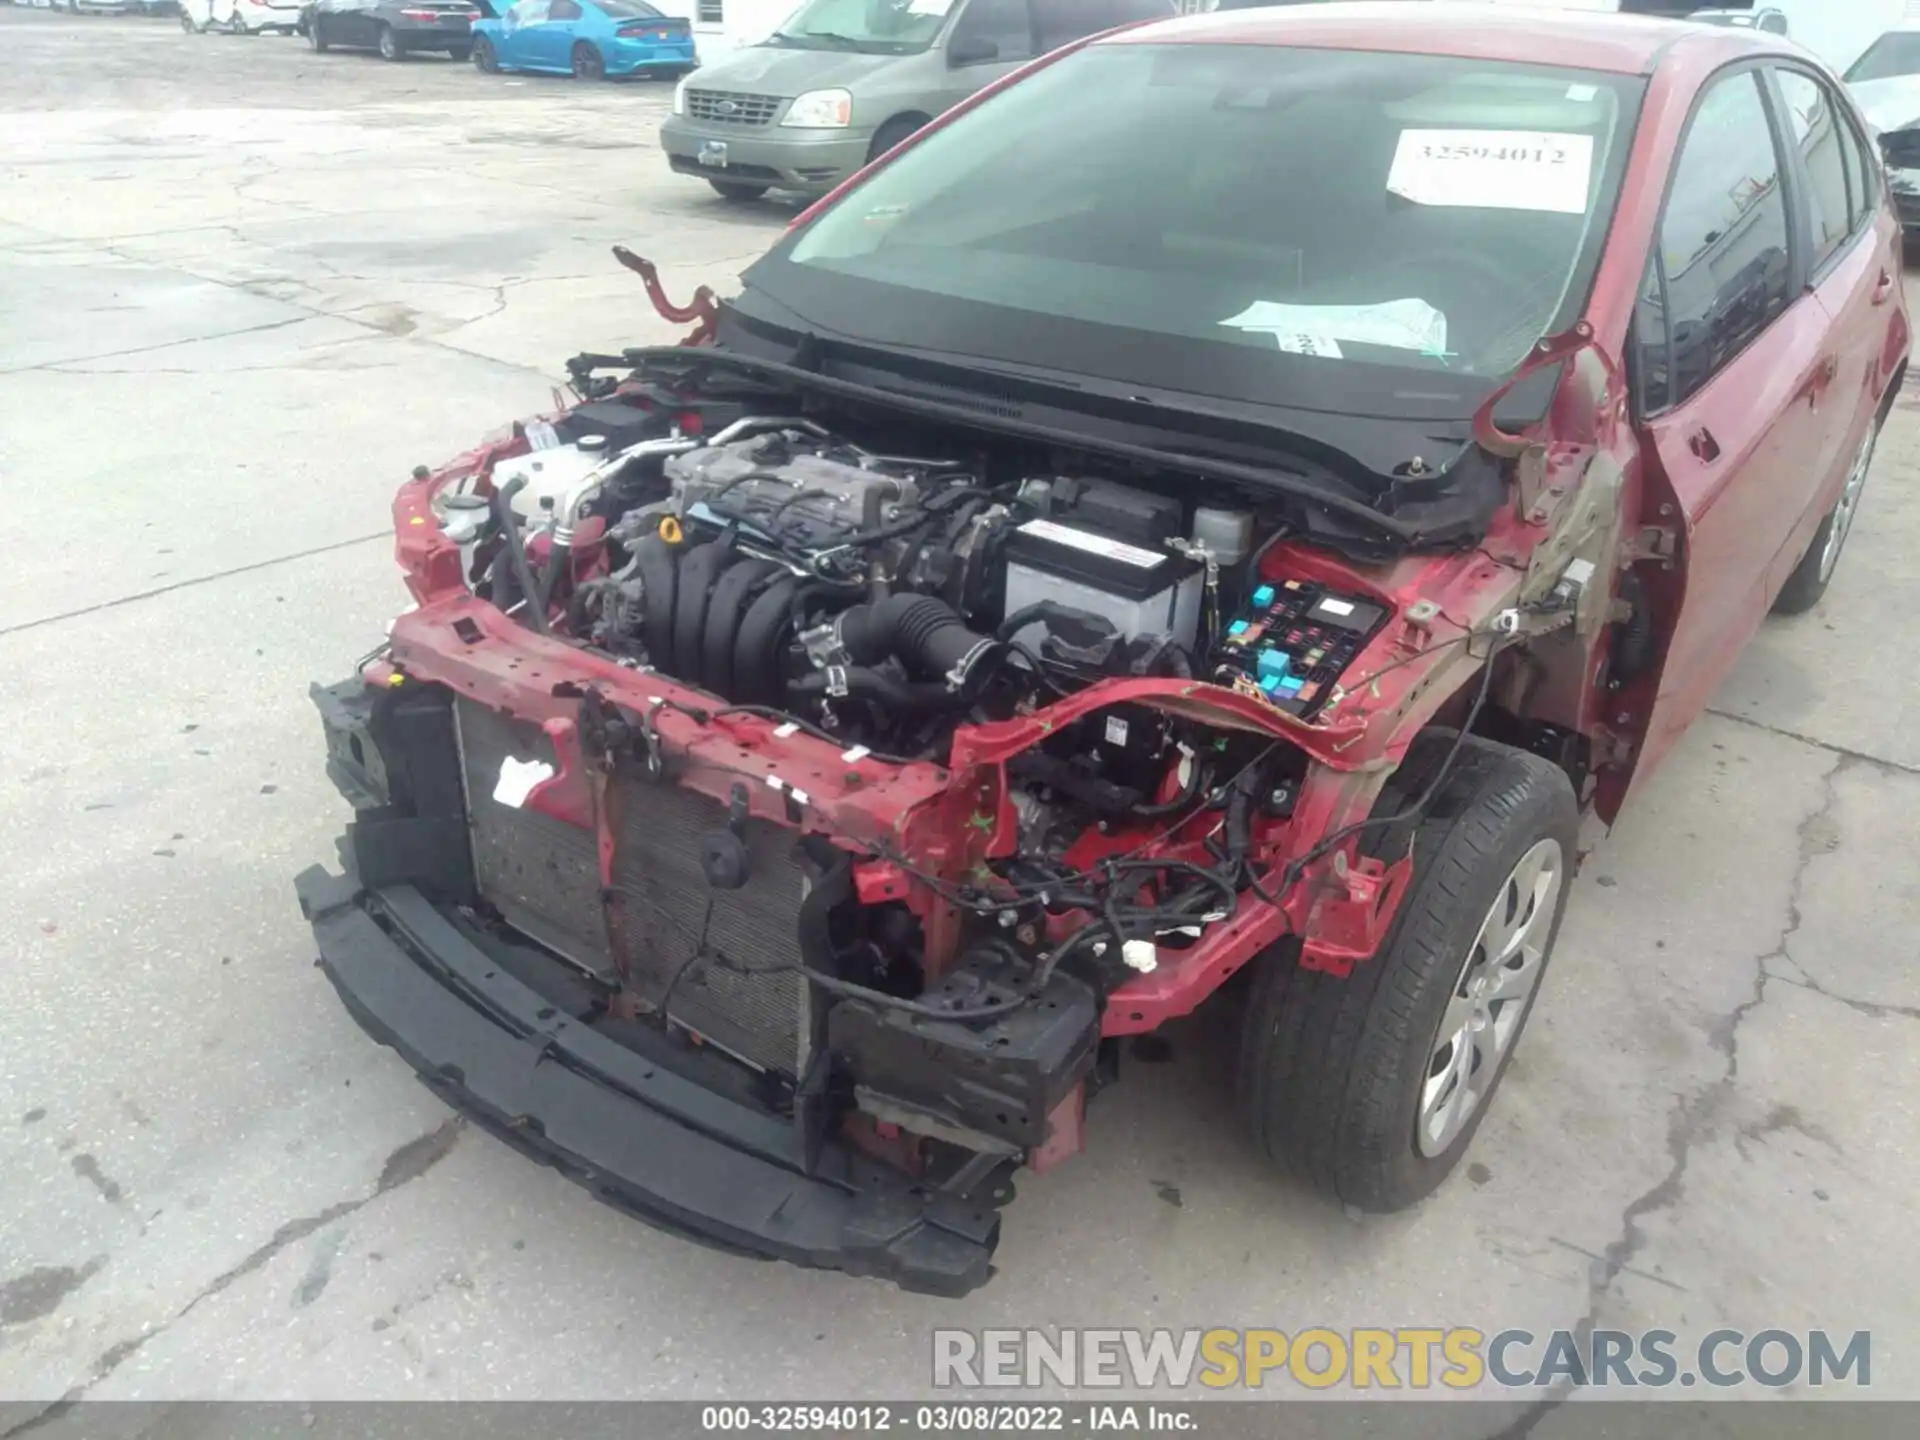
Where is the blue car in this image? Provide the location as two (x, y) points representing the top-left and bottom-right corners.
(472, 0), (696, 80)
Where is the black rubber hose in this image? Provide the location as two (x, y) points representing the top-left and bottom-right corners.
(487, 543), (522, 618)
(788, 666), (969, 713)
(835, 594), (998, 682)
(490, 477), (550, 635)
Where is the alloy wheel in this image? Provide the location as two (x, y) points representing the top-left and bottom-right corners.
(1417, 837), (1563, 1158)
(1818, 425), (1876, 584)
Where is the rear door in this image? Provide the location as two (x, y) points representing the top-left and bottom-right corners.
(538, 0), (583, 65)
(1629, 66), (1833, 777)
(1768, 64), (1905, 588)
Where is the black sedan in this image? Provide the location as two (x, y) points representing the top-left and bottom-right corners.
(300, 0), (480, 60)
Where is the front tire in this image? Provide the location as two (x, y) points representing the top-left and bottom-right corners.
(707, 179), (768, 202)
(570, 41), (604, 80)
(307, 14), (328, 48)
(1236, 733), (1578, 1212)
(471, 34), (497, 70)
(866, 114), (922, 165)
(1773, 419), (1878, 615)
(376, 21), (400, 58)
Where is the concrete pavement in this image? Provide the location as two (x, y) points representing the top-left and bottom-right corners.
(1, 9), (1916, 1415)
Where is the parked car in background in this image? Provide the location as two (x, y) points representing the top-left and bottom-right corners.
(1687, 6), (1788, 35)
(299, 0), (479, 58)
(181, 0), (302, 31)
(659, 0), (1178, 202)
(1845, 23), (1920, 236)
(471, 0), (695, 80)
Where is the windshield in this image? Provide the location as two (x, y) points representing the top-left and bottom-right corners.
(770, 0), (955, 53)
(1847, 33), (1920, 83)
(761, 44), (1638, 405)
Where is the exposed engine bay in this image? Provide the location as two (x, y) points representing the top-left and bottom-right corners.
(438, 407), (1394, 768)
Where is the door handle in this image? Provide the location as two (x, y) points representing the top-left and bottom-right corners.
(1874, 270), (1897, 306)
(1687, 426), (1720, 463)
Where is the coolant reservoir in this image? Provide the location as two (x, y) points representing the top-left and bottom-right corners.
(489, 439), (607, 524)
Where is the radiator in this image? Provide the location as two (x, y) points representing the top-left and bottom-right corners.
(456, 699), (807, 1077)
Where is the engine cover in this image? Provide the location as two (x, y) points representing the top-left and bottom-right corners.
(666, 437), (918, 554)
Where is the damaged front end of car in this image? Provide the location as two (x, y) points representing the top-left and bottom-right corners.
(296, 246), (1626, 1293)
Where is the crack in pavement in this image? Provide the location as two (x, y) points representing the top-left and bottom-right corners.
(0, 1118), (464, 1436)
(1484, 755), (1852, 1440)
(1706, 705), (1920, 776)
(0, 316), (313, 376)
(0, 531), (388, 639)
(3, 231), (558, 383)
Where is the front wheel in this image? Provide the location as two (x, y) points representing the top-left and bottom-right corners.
(471, 34), (497, 70)
(866, 115), (922, 165)
(1236, 732), (1578, 1212)
(376, 22), (400, 58)
(1773, 419), (1878, 615)
(307, 14), (328, 48)
(227, 12), (247, 32)
(707, 179), (768, 202)
(570, 41), (604, 80)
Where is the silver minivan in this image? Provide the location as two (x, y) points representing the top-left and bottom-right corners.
(659, 0), (1175, 201)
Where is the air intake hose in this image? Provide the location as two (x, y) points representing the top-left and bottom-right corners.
(831, 594), (1000, 690)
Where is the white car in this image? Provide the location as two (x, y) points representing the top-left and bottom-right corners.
(179, 0), (301, 29)
(1846, 26), (1920, 236)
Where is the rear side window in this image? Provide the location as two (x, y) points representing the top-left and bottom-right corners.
(1774, 70), (1858, 272)
(1656, 71), (1792, 407)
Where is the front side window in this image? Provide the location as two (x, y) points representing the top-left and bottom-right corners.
(1657, 71), (1792, 407)
(1775, 69), (1858, 273)
(950, 0), (1033, 63)
(771, 44), (1640, 392)
(769, 0), (956, 54)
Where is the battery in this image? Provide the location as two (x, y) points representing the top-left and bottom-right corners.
(1002, 519), (1202, 649)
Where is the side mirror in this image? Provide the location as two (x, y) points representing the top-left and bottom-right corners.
(947, 34), (998, 66)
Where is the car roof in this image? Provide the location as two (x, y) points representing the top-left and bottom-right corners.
(1106, 1), (1784, 77)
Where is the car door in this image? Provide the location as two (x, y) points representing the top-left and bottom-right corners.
(1769, 63), (1905, 590)
(499, 0), (548, 64)
(1629, 66), (1835, 776)
(939, 0), (1035, 110)
(539, 0), (583, 66)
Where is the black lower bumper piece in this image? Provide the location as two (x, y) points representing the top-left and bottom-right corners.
(295, 865), (1002, 1296)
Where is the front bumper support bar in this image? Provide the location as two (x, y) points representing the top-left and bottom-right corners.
(296, 866), (1001, 1296)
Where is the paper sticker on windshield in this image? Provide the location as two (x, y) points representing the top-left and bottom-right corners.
(1220, 298), (1447, 360)
(1387, 130), (1595, 214)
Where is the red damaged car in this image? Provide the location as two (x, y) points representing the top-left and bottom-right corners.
(297, 4), (1907, 1294)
